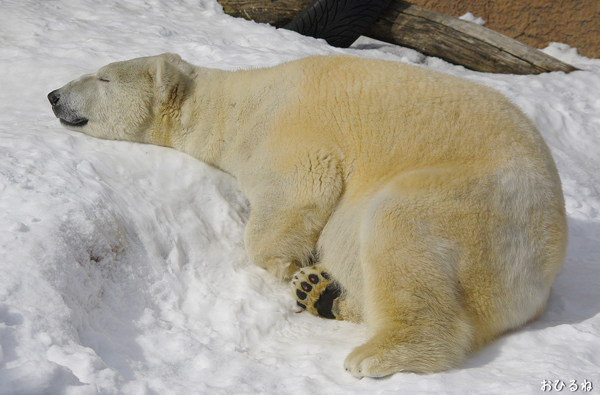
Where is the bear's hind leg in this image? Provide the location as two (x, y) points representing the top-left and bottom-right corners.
(344, 194), (474, 376)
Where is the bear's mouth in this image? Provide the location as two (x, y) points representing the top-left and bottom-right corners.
(60, 118), (88, 128)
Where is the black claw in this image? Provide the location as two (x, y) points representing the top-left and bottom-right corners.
(301, 281), (312, 292)
(308, 274), (319, 284)
(296, 289), (307, 300)
(321, 271), (331, 280)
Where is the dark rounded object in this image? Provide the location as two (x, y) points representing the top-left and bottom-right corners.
(283, 0), (391, 48)
(308, 274), (320, 284)
(296, 289), (308, 300)
(48, 90), (60, 106)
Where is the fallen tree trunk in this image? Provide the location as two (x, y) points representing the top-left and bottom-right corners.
(217, 0), (578, 74)
(219, 0), (311, 27)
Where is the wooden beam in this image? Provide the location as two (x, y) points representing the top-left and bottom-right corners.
(364, 1), (578, 74)
(217, 0), (578, 74)
(219, 0), (311, 27)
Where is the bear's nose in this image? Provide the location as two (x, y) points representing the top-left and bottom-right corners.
(48, 90), (60, 106)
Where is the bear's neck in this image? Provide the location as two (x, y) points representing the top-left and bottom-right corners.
(162, 66), (279, 178)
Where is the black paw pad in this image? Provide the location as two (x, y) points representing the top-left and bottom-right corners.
(321, 271), (331, 280)
(314, 284), (341, 319)
(308, 274), (319, 284)
(296, 289), (307, 300)
(301, 282), (312, 292)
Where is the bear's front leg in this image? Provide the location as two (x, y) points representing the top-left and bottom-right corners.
(242, 149), (343, 280)
(244, 200), (331, 280)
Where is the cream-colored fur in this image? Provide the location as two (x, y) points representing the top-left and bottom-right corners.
(49, 53), (567, 377)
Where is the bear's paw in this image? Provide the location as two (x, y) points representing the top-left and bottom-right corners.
(292, 266), (342, 320)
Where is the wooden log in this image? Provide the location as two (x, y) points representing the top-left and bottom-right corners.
(219, 0), (311, 27)
(217, 0), (578, 74)
(364, 1), (578, 74)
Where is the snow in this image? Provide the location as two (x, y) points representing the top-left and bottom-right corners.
(459, 12), (486, 26)
(1, 0), (599, 393)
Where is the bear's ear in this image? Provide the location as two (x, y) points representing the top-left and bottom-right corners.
(147, 55), (187, 105)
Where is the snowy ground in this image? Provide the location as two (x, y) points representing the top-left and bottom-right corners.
(1, 1), (599, 394)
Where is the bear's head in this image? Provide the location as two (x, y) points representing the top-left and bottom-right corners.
(48, 53), (194, 143)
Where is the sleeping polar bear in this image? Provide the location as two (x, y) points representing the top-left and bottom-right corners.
(48, 53), (567, 377)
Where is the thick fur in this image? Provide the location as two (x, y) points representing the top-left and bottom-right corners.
(49, 53), (567, 377)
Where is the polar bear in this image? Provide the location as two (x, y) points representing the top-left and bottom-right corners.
(48, 53), (567, 377)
